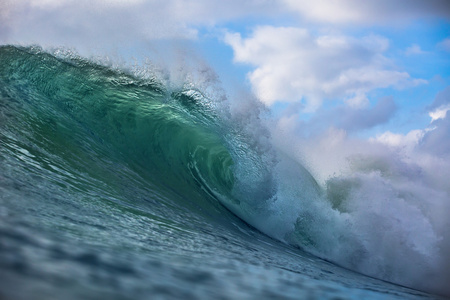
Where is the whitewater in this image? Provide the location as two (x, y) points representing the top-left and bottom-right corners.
(0, 45), (449, 299)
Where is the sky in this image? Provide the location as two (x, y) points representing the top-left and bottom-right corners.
(1, 0), (449, 159)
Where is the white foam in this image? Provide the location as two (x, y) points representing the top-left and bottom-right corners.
(256, 115), (450, 296)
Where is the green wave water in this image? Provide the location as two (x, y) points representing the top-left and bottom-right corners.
(0, 46), (444, 299)
(0, 45), (234, 208)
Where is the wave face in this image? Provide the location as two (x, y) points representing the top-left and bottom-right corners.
(0, 45), (446, 299)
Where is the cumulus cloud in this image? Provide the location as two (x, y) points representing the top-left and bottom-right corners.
(271, 86), (450, 187)
(225, 26), (425, 108)
(0, 0), (279, 51)
(373, 129), (426, 151)
(1, 0), (189, 49)
(282, 0), (450, 25)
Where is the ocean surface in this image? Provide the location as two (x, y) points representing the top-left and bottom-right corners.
(0, 45), (446, 299)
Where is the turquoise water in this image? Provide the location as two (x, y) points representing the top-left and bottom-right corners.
(0, 46), (444, 299)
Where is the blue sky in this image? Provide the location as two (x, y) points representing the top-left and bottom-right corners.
(1, 0), (449, 140)
(200, 7), (449, 139)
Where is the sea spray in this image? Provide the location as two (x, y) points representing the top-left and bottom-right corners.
(269, 122), (450, 296)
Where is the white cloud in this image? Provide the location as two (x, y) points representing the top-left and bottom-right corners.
(225, 26), (425, 108)
(373, 129), (426, 150)
(369, 86), (450, 157)
(429, 104), (450, 122)
(428, 86), (450, 124)
(0, 0), (280, 51)
(282, 0), (450, 25)
(420, 114), (450, 157)
(299, 97), (397, 135)
(2, 0), (448, 53)
(405, 44), (426, 56)
(1, 0), (194, 48)
(271, 86), (450, 190)
(345, 92), (370, 108)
